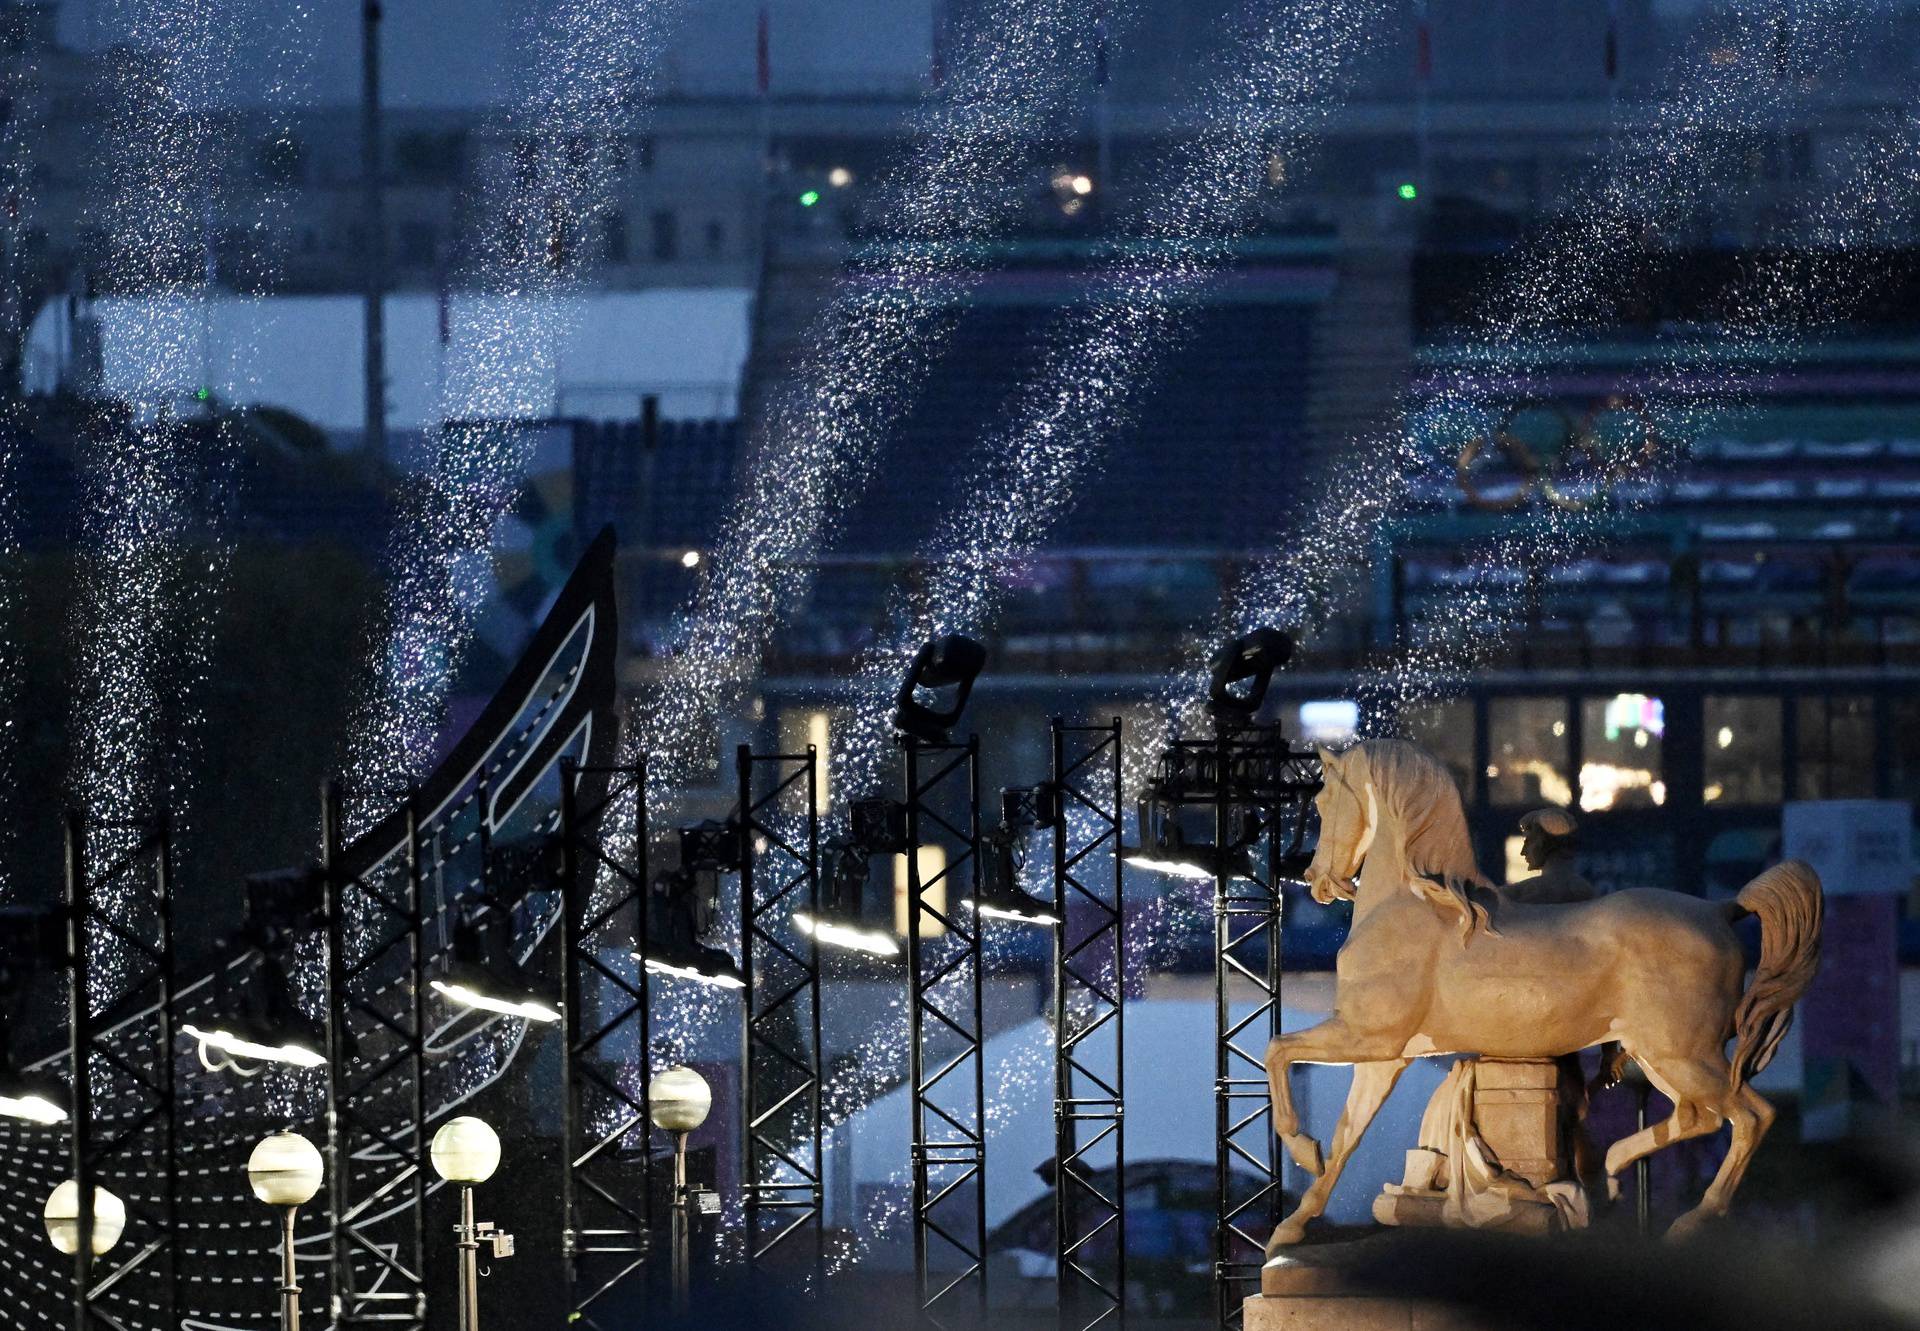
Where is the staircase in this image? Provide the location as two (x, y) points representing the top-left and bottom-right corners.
(1302, 239), (1415, 469)
(736, 236), (850, 440)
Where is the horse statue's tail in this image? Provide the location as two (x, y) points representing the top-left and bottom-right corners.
(1727, 858), (1824, 1092)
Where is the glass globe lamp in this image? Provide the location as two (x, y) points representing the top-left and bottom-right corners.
(430, 1115), (502, 1185)
(248, 1131), (324, 1208)
(647, 1066), (712, 1133)
(43, 1180), (126, 1256)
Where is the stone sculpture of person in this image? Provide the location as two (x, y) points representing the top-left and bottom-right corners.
(1502, 807), (1594, 906)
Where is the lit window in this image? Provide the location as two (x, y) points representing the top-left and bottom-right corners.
(1796, 696), (1873, 799)
(1579, 695), (1663, 811)
(1703, 697), (1781, 805)
(1488, 697), (1571, 806)
(893, 844), (947, 939)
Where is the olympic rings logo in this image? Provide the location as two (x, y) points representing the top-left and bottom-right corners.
(1454, 395), (1663, 511)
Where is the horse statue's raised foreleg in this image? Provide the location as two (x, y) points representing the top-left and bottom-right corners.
(1264, 1015), (1413, 1251)
(1264, 1057), (1409, 1254)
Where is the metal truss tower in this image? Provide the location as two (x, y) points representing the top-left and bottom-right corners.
(557, 758), (653, 1327)
(1141, 722), (1318, 1329)
(1050, 719), (1126, 1330)
(736, 744), (824, 1280)
(63, 811), (181, 1330)
(321, 781), (429, 1330)
(902, 734), (987, 1324)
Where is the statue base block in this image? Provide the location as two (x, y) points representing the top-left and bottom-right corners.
(1247, 1232), (1508, 1330)
(1242, 1294), (1491, 1330)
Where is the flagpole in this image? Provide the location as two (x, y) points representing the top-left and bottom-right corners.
(362, 0), (388, 464)
(1094, 1), (1111, 220)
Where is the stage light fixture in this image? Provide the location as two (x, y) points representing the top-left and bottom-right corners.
(891, 634), (986, 743)
(794, 838), (901, 957)
(0, 1067), (69, 1125)
(637, 868), (745, 988)
(1206, 626), (1292, 720)
(965, 785), (1063, 926)
(1121, 793), (1259, 884)
(189, 868), (330, 1070)
(0, 907), (70, 1124)
(433, 891), (562, 1023)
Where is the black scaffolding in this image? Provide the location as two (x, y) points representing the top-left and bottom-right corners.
(902, 734), (987, 1323)
(63, 810), (181, 1330)
(1051, 719), (1126, 1330)
(736, 744), (824, 1279)
(1141, 724), (1318, 1329)
(557, 758), (653, 1327)
(321, 781), (429, 1330)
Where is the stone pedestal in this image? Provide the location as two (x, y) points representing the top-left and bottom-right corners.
(1243, 1235), (1495, 1330)
(1373, 1057), (1578, 1235)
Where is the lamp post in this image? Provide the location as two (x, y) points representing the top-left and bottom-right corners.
(431, 1116), (508, 1331)
(648, 1066), (711, 1313)
(247, 1131), (324, 1331)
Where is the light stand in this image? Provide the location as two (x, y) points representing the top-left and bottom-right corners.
(1131, 630), (1320, 1330)
(648, 1065), (712, 1315)
(557, 757), (653, 1327)
(1049, 718), (1127, 1331)
(246, 1131), (325, 1331)
(431, 1116), (510, 1331)
(892, 634), (990, 1321)
(737, 743), (827, 1280)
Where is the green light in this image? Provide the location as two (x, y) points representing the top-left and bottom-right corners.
(195, 387), (211, 402)
(1396, 182), (1418, 201)
(798, 190), (820, 208)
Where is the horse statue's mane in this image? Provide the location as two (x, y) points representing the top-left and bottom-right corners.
(1334, 737), (1494, 940)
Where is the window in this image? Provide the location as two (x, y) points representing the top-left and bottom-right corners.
(893, 844), (946, 939)
(777, 708), (833, 815)
(1890, 698), (1920, 804)
(1796, 695), (1874, 799)
(1579, 694), (1664, 811)
(1486, 697), (1570, 806)
(1703, 696), (1782, 805)
(602, 209), (629, 263)
(650, 209), (677, 262)
(1399, 701), (1474, 800)
(397, 221), (437, 267)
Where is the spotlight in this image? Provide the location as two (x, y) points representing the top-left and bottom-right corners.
(1206, 626), (1292, 720)
(0, 1067), (69, 1125)
(1121, 793), (1259, 883)
(850, 797), (910, 854)
(188, 868), (330, 1070)
(827, 166), (854, 188)
(678, 818), (744, 874)
(680, 549), (702, 569)
(638, 869), (745, 988)
(0, 906), (70, 1113)
(182, 1017), (328, 1070)
(964, 786), (1062, 926)
(43, 1179), (125, 1257)
(433, 892), (562, 1023)
(891, 634), (986, 743)
(794, 839), (901, 957)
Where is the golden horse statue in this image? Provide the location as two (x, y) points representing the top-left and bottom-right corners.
(1264, 738), (1823, 1250)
